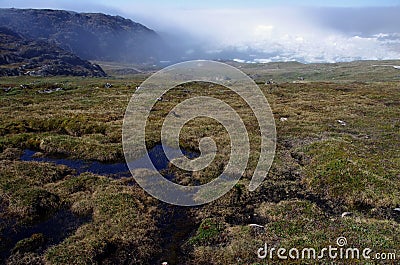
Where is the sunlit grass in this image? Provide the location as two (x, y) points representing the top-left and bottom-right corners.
(0, 71), (399, 264)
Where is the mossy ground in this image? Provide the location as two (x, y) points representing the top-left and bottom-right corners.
(0, 61), (399, 264)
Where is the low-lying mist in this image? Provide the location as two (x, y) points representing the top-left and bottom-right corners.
(130, 6), (400, 63)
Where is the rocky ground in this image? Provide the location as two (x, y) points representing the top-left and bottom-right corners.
(0, 27), (106, 77)
(0, 8), (165, 64)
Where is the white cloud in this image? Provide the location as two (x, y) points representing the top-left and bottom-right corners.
(239, 31), (400, 63)
(233, 58), (246, 63)
(116, 6), (400, 63)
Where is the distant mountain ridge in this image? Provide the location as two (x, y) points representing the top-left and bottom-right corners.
(0, 8), (165, 63)
(0, 26), (106, 77)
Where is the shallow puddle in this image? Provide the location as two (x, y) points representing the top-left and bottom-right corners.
(21, 144), (198, 178)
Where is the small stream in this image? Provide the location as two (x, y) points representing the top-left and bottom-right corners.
(20, 145), (197, 178)
(154, 203), (198, 265)
(21, 149), (131, 177)
(1, 145), (199, 264)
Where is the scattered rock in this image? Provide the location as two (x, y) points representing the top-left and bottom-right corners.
(38, 87), (63, 94)
(249, 224), (265, 235)
(341, 212), (353, 218)
(20, 84), (30, 89)
(248, 224), (264, 229)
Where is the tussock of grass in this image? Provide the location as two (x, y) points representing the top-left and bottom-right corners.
(0, 160), (73, 222)
(39, 134), (122, 162)
(45, 178), (159, 265)
(12, 233), (46, 254)
(188, 218), (223, 246)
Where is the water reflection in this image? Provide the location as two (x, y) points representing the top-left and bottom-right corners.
(21, 145), (198, 178)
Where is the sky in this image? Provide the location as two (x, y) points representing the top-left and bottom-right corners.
(1, 0), (400, 63)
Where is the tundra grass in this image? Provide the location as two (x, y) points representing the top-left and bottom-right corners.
(0, 71), (399, 264)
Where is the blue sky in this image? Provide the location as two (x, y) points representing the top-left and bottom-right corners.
(123, 0), (399, 8)
(94, 0), (400, 8)
(1, 0), (400, 62)
(1, 0), (400, 12)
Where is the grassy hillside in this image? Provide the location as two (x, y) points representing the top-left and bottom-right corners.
(232, 60), (400, 83)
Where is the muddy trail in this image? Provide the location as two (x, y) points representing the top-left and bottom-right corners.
(152, 204), (197, 265)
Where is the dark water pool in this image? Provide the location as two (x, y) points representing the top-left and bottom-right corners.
(20, 144), (198, 178)
(21, 149), (131, 178)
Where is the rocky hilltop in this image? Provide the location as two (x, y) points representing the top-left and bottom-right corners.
(0, 8), (164, 63)
(0, 27), (106, 77)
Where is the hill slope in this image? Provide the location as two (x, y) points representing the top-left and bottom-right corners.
(0, 8), (164, 63)
(0, 27), (106, 77)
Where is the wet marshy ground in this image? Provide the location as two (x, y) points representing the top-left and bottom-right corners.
(1, 75), (399, 264)
(0, 145), (200, 264)
(0, 209), (91, 261)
